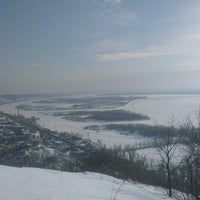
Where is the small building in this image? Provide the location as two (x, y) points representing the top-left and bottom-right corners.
(30, 131), (41, 141)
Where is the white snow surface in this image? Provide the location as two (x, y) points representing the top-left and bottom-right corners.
(0, 165), (175, 200)
(122, 94), (200, 126)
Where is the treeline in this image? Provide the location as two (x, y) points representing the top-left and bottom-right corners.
(57, 110), (150, 122)
(105, 123), (195, 140)
(105, 123), (175, 137)
(76, 144), (166, 187)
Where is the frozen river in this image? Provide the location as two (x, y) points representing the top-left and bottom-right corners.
(122, 94), (200, 126)
(1, 94), (200, 147)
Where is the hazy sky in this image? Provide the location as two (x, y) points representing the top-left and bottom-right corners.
(1, 0), (200, 94)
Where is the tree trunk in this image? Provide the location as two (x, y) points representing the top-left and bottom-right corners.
(167, 162), (172, 197)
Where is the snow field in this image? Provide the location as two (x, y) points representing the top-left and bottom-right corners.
(0, 165), (176, 200)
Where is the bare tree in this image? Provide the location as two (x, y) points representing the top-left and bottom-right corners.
(156, 121), (178, 198)
(181, 114), (200, 200)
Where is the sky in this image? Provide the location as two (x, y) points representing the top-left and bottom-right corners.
(1, 0), (200, 94)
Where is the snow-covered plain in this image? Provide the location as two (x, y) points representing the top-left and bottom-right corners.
(0, 165), (176, 200)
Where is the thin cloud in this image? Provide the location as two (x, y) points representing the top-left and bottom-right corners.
(183, 5), (200, 20)
(81, 0), (137, 26)
(115, 12), (138, 26)
(103, 0), (123, 5)
(95, 51), (168, 61)
(180, 33), (200, 41)
(81, 0), (123, 5)
(92, 38), (135, 52)
(98, 10), (137, 26)
(95, 45), (196, 62)
(171, 64), (200, 71)
(95, 31), (200, 62)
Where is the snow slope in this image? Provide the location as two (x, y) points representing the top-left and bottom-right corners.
(0, 165), (175, 200)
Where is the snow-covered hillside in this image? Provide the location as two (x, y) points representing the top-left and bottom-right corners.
(0, 165), (176, 200)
